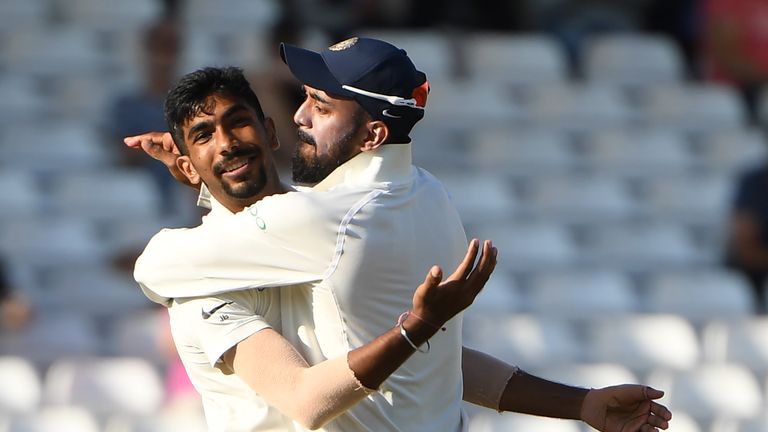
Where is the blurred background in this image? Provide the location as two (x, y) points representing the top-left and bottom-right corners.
(1, 0), (768, 431)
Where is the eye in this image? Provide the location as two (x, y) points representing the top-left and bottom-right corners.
(194, 131), (212, 144)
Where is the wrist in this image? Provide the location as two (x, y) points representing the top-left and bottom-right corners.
(399, 312), (439, 348)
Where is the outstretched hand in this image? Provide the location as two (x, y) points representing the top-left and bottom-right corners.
(124, 132), (196, 188)
(411, 239), (497, 327)
(581, 385), (672, 432)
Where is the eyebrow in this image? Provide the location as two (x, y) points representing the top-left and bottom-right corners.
(307, 89), (330, 105)
(186, 119), (212, 142)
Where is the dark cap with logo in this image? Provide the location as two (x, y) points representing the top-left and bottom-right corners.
(280, 37), (429, 143)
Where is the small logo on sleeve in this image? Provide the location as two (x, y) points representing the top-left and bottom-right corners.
(201, 301), (234, 319)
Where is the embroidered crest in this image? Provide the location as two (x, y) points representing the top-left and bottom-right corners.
(329, 37), (358, 51)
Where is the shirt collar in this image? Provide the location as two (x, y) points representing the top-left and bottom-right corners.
(312, 143), (413, 192)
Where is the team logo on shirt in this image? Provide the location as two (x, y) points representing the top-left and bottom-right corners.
(247, 205), (267, 231)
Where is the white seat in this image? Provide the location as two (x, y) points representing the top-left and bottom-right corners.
(649, 364), (762, 422)
(0, 170), (42, 220)
(464, 33), (568, 86)
(424, 79), (527, 131)
(0, 314), (100, 367)
(528, 174), (639, 223)
(58, 0), (162, 32)
(583, 34), (684, 87)
(0, 123), (112, 174)
(527, 83), (635, 132)
(103, 410), (208, 432)
(585, 128), (693, 176)
(0, 218), (107, 266)
(640, 84), (747, 132)
(4, 28), (112, 78)
(439, 174), (519, 223)
(45, 357), (164, 417)
(472, 222), (579, 271)
(0, 76), (53, 124)
(661, 411), (703, 432)
(645, 270), (754, 322)
(469, 411), (581, 432)
(468, 128), (577, 175)
(644, 173), (733, 225)
(463, 313), (584, 368)
(737, 413), (768, 432)
(109, 309), (168, 365)
(464, 271), (524, 314)
(587, 222), (704, 271)
(0, 357), (41, 414)
(7, 406), (100, 432)
(533, 363), (639, 389)
(50, 169), (162, 223)
(0, 1), (48, 32)
(182, 0), (280, 29)
(588, 314), (700, 372)
(527, 269), (637, 318)
(699, 128), (768, 175)
(703, 317), (768, 374)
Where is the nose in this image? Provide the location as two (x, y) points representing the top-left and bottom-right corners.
(294, 98), (311, 128)
(216, 127), (240, 154)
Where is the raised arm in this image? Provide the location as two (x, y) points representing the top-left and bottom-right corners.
(461, 348), (672, 432)
(229, 239), (496, 430)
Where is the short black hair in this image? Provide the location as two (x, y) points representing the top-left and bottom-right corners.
(164, 66), (266, 154)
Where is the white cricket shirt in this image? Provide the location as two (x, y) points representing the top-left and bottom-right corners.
(136, 143), (470, 432)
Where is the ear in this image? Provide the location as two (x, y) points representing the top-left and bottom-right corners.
(263, 116), (280, 150)
(360, 120), (388, 152)
(176, 155), (201, 186)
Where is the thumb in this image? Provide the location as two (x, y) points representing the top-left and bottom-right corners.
(644, 386), (664, 400)
(424, 265), (443, 287)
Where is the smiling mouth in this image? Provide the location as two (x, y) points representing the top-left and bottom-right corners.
(220, 155), (256, 176)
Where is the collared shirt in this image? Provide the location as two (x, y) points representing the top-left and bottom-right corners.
(135, 143), (469, 432)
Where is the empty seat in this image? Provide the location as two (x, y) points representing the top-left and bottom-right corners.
(109, 309), (168, 365)
(528, 174), (639, 223)
(587, 314), (700, 372)
(45, 357), (164, 417)
(530, 363), (639, 390)
(58, 0), (162, 32)
(0, 356), (41, 414)
(527, 269), (637, 318)
(649, 364), (762, 422)
(0, 218), (107, 266)
(0, 76), (53, 124)
(182, 0), (280, 29)
(50, 169), (162, 223)
(583, 34), (685, 87)
(644, 173), (732, 225)
(439, 174), (519, 223)
(424, 79), (527, 131)
(639, 84), (747, 132)
(468, 128), (578, 175)
(703, 317), (768, 374)
(469, 411), (581, 432)
(645, 270), (754, 322)
(699, 128), (768, 175)
(103, 410), (208, 432)
(463, 33), (568, 86)
(472, 222), (579, 271)
(527, 83), (635, 132)
(464, 270), (525, 314)
(463, 313), (584, 368)
(7, 406), (100, 432)
(4, 28), (112, 78)
(0, 170), (43, 220)
(0, 314), (100, 366)
(0, 1), (48, 32)
(584, 128), (693, 176)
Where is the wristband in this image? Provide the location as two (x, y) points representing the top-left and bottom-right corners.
(397, 311), (430, 353)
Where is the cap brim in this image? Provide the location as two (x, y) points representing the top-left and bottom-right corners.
(280, 43), (355, 98)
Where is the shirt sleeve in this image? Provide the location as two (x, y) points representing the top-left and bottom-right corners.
(174, 289), (278, 367)
(135, 187), (372, 299)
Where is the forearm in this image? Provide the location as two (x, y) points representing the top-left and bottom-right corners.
(462, 347), (519, 409)
(498, 370), (589, 419)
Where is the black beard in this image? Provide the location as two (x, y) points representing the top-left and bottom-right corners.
(292, 126), (359, 184)
(221, 166), (268, 199)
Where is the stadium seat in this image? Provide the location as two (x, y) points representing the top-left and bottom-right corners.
(699, 128), (768, 175)
(643, 173), (733, 225)
(57, 0), (162, 32)
(7, 406), (100, 432)
(0, 356), (41, 414)
(469, 411), (581, 432)
(463, 270), (525, 314)
(4, 28), (112, 78)
(424, 79), (527, 131)
(108, 309), (167, 365)
(527, 174), (639, 223)
(649, 364), (763, 422)
(527, 269), (637, 318)
(463, 33), (568, 86)
(463, 313), (585, 368)
(0, 76), (52, 125)
(587, 314), (700, 372)
(584, 128), (693, 177)
(582, 34), (685, 88)
(0, 170), (43, 220)
(645, 270), (754, 322)
(468, 128), (578, 176)
(439, 174), (519, 223)
(0, 0), (47, 32)
(44, 357), (164, 417)
(103, 410), (208, 432)
(0, 218), (107, 267)
(639, 83), (747, 132)
(703, 317), (768, 374)
(0, 314), (100, 366)
(182, 0), (280, 29)
(526, 83), (636, 132)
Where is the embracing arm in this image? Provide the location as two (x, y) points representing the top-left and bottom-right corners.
(228, 239), (496, 430)
(461, 348), (672, 431)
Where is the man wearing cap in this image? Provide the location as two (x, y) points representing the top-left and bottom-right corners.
(130, 37), (671, 432)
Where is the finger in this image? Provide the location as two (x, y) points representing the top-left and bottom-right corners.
(124, 136), (142, 148)
(644, 386), (664, 400)
(467, 241), (496, 287)
(649, 401), (672, 421)
(640, 426), (659, 432)
(446, 239), (479, 282)
(422, 265), (443, 288)
(646, 412), (669, 430)
(615, 385), (662, 405)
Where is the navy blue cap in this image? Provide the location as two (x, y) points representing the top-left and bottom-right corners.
(280, 37), (429, 141)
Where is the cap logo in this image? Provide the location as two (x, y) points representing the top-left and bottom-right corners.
(328, 37), (358, 51)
